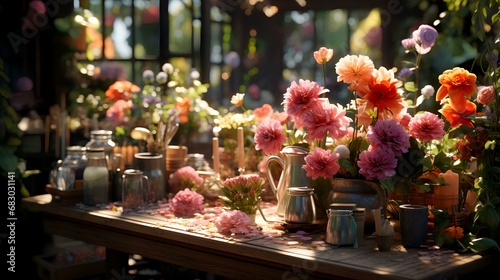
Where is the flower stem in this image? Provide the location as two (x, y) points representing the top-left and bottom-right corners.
(413, 52), (422, 115)
(322, 63), (327, 97)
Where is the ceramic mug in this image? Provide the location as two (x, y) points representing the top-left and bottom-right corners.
(399, 204), (429, 248)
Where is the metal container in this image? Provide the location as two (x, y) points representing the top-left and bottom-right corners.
(325, 209), (357, 246)
(284, 187), (317, 224)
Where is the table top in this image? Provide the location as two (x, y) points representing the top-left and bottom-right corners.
(22, 194), (497, 280)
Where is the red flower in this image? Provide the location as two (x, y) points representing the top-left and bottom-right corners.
(105, 81), (140, 102)
(357, 67), (406, 122)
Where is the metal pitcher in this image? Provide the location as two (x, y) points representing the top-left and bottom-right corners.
(266, 146), (311, 216)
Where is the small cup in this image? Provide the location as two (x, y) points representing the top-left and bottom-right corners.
(376, 234), (393, 252)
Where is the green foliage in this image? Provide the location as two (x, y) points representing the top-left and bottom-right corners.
(0, 58), (28, 196)
(0, 59), (22, 171)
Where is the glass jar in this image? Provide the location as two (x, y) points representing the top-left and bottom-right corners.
(134, 152), (165, 203)
(61, 146), (87, 180)
(121, 169), (149, 210)
(83, 149), (109, 205)
(85, 130), (115, 170)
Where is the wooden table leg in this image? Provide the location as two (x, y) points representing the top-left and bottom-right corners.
(105, 248), (129, 279)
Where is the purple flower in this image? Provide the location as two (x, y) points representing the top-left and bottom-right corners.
(412, 24), (438, 54)
(357, 146), (397, 181)
(366, 119), (410, 157)
(398, 68), (413, 79)
(143, 96), (160, 104)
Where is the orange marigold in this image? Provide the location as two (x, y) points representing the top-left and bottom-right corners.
(175, 97), (191, 124)
(442, 226), (464, 241)
(439, 100), (476, 128)
(436, 67), (477, 113)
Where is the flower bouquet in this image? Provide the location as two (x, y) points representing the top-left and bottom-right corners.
(220, 174), (264, 216)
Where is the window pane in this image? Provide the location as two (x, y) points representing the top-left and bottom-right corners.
(79, 0), (104, 60)
(209, 65), (222, 106)
(349, 9), (382, 65)
(136, 0), (160, 58)
(169, 0), (192, 53)
(210, 23), (222, 64)
(282, 11), (315, 82)
(104, 0), (133, 59)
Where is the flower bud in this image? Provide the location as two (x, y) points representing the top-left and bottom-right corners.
(477, 85), (495, 105)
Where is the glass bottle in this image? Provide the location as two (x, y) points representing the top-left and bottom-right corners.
(85, 130), (116, 170)
(61, 146), (87, 180)
(83, 149), (110, 205)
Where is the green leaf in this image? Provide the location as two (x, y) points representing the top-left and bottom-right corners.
(0, 146), (19, 172)
(474, 203), (500, 229)
(22, 169), (41, 178)
(434, 234), (447, 247)
(469, 238), (500, 253)
(404, 82), (418, 92)
(20, 184), (30, 197)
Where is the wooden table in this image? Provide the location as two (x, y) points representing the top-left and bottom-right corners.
(22, 194), (498, 280)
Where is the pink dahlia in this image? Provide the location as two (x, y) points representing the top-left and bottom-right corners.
(399, 113), (412, 129)
(366, 119), (410, 157)
(283, 79), (327, 122)
(214, 210), (254, 234)
(106, 100), (132, 126)
(357, 147), (397, 181)
(301, 99), (352, 141)
(168, 166), (204, 194)
(254, 119), (287, 155)
(303, 147), (340, 180)
(170, 188), (204, 217)
(408, 112), (445, 142)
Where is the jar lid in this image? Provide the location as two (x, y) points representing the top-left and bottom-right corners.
(123, 169), (143, 176)
(90, 130), (113, 136)
(66, 146), (85, 154)
(287, 187), (314, 195)
(329, 203), (357, 210)
(86, 148), (105, 157)
(328, 209), (353, 215)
